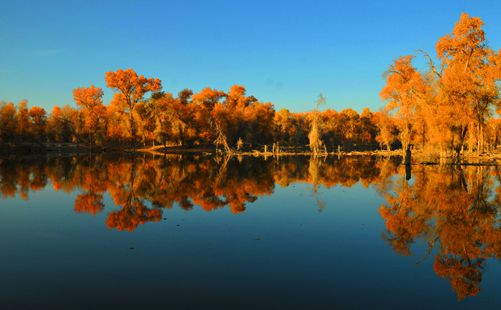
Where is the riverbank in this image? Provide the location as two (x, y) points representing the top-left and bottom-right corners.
(2, 143), (501, 165)
(138, 145), (501, 165)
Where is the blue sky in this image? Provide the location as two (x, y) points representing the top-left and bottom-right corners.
(0, 0), (500, 112)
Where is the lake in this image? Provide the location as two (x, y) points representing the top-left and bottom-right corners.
(0, 154), (500, 309)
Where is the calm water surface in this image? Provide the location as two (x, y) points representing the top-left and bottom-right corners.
(0, 154), (500, 309)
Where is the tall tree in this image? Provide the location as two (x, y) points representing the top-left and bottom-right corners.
(436, 13), (500, 154)
(192, 87), (227, 149)
(105, 68), (161, 140)
(308, 94), (326, 154)
(73, 85), (107, 146)
(381, 55), (428, 163)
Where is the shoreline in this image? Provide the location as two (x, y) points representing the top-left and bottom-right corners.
(1, 143), (501, 166)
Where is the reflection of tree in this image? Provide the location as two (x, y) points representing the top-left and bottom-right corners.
(105, 159), (162, 231)
(107, 200), (161, 232)
(434, 255), (483, 300)
(74, 193), (104, 216)
(3, 154), (501, 298)
(379, 165), (501, 300)
(0, 154), (393, 228)
(0, 157), (49, 199)
(74, 157), (107, 215)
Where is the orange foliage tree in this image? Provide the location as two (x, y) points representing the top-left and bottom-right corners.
(28, 106), (47, 143)
(380, 55), (429, 161)
(105, 68), (162, 140)
(73, 85), (107, 146)
(418, 13), (500, 158)
(0, 102), (17, 143)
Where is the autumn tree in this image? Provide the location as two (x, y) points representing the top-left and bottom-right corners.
(73, 85), (107, 146)
(107, 94), (131, 142)
(381, 55), (428, 163)
(308, 94), (327, 154)
(435, 13), (500, 155)
(226, 84), (257, 109)
(359, 108), (378, 144)
(16, 100), (31, 141)
(28, 106), (47, 143)
(46, 106), (64, 142)
(178, 88), (193, 105)
(224, 85), (274, 148)
(0, 101), (18, 143)
(374, 110), (398, 151)
(134, 100), (157, 146)
(338, 108), (361, 144)
(192, 87), (226, 111)
(105, 68), (161, 140)
(46, 105), (78, 143)
(274, 109), (294, 145)
(151, 92), (189, 147)
(192, 87), (228, 150)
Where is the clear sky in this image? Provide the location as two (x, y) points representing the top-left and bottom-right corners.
(0, 0), (500, 112)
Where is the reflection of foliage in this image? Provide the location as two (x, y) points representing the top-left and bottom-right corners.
(73, 157), (107, 215)
(434, 255), (483, 300)
(7, 155), (501, 299)
(106, 200), (162, 232)
(74, 192), (104, 215)
(380, 205), (426, 256)
(0, 154), (396, 227)
(379, 165), (501, 300)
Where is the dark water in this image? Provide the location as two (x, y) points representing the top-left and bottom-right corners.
(0, 154), (500, 309)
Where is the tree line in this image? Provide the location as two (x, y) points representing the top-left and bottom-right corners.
(0, 13), (499, 157)
(0, 75), (383, 152)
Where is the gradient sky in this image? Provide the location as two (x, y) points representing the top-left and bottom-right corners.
(1, 0), (500, 112)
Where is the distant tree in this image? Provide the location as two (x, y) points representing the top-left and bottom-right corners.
(308, 94), (326, 154)
(46, 105), (78, 143)
(192, 87), (226, 111)
(16, 100), (31, 141)
(0, 102), (17, 143)
(274, 109), (295, 145)
(28, 106), (47, 143)
(178, 88), (193, 105)
(192, 87), (226, 147)
(374, 110), (398, 151)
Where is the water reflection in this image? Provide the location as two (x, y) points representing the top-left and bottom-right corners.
(379, 165), (501, 300)
(0, 155), (398, 229)
(1, 154), (500, 300)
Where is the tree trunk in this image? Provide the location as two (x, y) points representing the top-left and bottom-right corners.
(405, 162), (412, 181)
(129, 113), (136, 140)
(404, 144), (411, 166)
